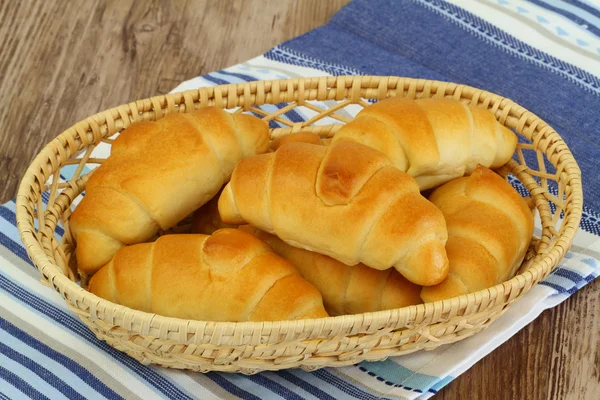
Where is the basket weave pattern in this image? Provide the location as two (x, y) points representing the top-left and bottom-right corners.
(16, 76), (582, 373)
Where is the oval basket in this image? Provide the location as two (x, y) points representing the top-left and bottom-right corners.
(16, 76), (582, 374)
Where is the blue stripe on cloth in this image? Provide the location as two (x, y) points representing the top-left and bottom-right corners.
(57, 224), (65, 238)
(584, 271), (598, 283)
(218, 69), (262, 82)
(0, 231), (33, 266)
(270, 0), (600, 212)
(550, 268), (586, 282)
(540, 274), (580, 292)
(274, 369), (368, 399)
(528, 0), (600, 36)
(245, 374), (304, 400)
(274, 102), (305, 123)
(205, 374), (262, 400)
(313, 369), (396, 400)
(3, 203), (29, 239)
(0, 380), (31, 400)
(215, 70), (259, 83)
(262, 116), (283, 130)
(211, 71), (248, 84)
(563, 0), (600, 17)
(539, 281), (573, 294)
(0, 353), (68, 400)
(540, 271), (598, 294)
(0, 365), (51, 400)
(266, 46), (365, 76)
(583, 271), (599, 281)
(216, 373), (286, 400)
(358, 360), (445, 393)
(0, 273), (192, 400)
(276, 370), (337, 400)
(0, 318), (122, 400)
(202, 73), (230, 86)
(254, 103), (296, 127)
(285, 369), (375, 400)
(0, 339), (87, 400)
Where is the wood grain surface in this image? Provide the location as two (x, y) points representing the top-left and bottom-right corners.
(1, 1), (598, 399)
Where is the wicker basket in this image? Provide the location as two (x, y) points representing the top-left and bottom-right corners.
(16, 76), (582, 374)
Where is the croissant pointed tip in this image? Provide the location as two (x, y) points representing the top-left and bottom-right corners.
(397, 239), (450, 286)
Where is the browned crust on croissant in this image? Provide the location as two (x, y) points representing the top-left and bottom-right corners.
(331, 97), (517, 190)
(219, 140), (449, 286)
(421, 165), (534, 302)
(88, 229), (328, 322)
(70, 108), (269, 276)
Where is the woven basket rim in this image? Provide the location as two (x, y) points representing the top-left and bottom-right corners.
(15, 75), (584, 336)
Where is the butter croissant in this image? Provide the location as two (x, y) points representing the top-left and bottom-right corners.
(331, 97), (517, 190)
(218, 140), (449, 286)
(421, 165), (534, 302)
(88, 229), (328, 322)
(70, 107), (269, 276)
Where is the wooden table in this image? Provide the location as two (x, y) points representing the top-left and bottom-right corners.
(1, 1), (598, 399)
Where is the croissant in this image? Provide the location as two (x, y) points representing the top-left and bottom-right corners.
(238, 225), (422, 315)
(331, 97), (517, 190)
(70, 107), (269, 276)
(271, 131), (324, 150)
(88, 229), (328, 322)
(218, 140), (449, 286)
(420, 165), (534, 302)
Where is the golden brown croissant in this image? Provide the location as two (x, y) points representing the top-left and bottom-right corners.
(88, 229), (328, 322)
(218, 140), (449, 286)
(331, 97), (517, 190)
(238, 225), (422, 315)
(420, 165), (534, 302)
(271, 131), (324, 150)
(70, 107), (269, 276)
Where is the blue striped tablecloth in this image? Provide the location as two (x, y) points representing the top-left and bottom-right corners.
(1, 1), (599, 399)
